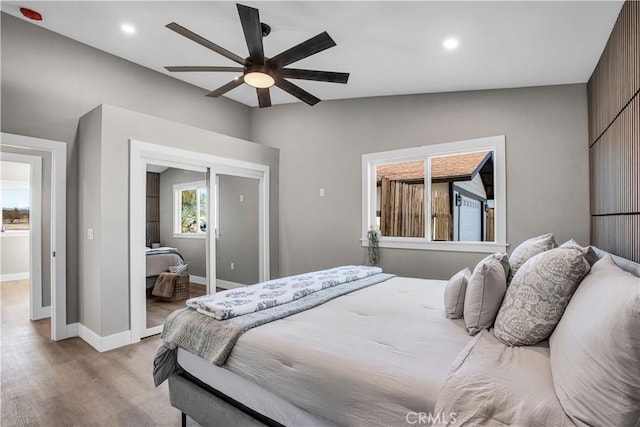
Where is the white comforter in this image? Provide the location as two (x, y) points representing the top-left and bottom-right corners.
(223, 276), (472, 426)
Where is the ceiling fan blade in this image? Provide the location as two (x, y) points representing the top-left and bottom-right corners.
(165, 66), (244, 73)
(280, 68), (349, 84)
(237, 4), (265, 64)
(166, 22), (246, 65)
(270, 32), (336, 67)
(206, 77), (245, 97)
(275, 78), (321, 106)
(257, 88), (271, 108)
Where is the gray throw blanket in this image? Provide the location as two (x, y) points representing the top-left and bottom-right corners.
(153, 272), (395, 386)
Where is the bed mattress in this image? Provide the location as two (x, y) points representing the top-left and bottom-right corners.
(178, 276), (472, 427)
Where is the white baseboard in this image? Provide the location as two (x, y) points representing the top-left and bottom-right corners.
(76, 323), (132, 352)
(32, 305), (51, 321)
(190, 275), (206, 285)
(0, 272), (29, 282)
(216, 279), (246, 290)
(66, 322), (79, 338)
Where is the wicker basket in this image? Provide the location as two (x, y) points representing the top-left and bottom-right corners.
(167, 274), (190, 301)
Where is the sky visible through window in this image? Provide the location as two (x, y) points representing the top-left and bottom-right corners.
(2, 188), (30, 209)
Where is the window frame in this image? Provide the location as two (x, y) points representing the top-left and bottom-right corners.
(361, 135), (507, 253)
(173, 180), (207, 239)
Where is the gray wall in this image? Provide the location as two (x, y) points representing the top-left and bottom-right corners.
(250, 84), (590, 279)
(1, 13), (252, 323)
(77, 109), (102, 333)
(159, 168), (207, 278)
(0, 146), (52, 305)
(217, 175), (259, 285)
(79, 104), (278, 336)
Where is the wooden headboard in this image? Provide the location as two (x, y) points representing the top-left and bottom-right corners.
(146, 172), (160, 246)
(587, 1), (639, 262)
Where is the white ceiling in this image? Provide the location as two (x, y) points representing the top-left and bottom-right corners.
(1, 1), (623, 108)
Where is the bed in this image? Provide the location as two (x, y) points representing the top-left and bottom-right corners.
(146, 247), (185, 289)
(154, 248), (640, 427)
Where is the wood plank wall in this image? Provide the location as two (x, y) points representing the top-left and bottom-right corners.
(587, 1), (639, 262)
(146, 172), (160, 246)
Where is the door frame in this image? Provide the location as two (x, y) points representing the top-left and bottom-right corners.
(129, 140), (269, 343)
(0, 153), (44, 319)
(0, 132), (67, 340)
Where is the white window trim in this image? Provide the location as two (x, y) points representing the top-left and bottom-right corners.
(361, 135), (507, 253)
(173, 180), (207, 238)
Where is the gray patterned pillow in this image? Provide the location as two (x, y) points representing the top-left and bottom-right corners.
(444, 268), (471, 319)
(508, 233), (557, 283)
(494, 247), (590, 346)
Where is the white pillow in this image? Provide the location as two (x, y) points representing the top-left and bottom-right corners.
(444, 268), (471, 319)
(464, 254), (508, 336)
(549, 255), (640, 426)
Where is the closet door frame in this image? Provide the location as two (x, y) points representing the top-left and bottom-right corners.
(129, 140), (269, 343)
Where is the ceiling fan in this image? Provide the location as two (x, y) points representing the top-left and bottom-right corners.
(164, 3), (350, 108)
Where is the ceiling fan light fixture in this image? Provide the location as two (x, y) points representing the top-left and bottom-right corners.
(244, 71), (275, 88)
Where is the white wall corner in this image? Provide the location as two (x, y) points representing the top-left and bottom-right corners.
(77, 324), (132, 352)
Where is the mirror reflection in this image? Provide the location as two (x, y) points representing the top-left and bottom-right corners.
(145, 165), (207, 329)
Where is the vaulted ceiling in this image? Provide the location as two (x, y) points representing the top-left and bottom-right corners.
(1, 1), (623, 107)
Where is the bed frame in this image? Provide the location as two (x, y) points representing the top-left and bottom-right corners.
(166, 247), (640, 427)
(169, 371), (281, 427)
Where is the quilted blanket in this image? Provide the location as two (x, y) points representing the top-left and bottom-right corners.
(186, 265), (382, 320)
(154, 271), (395, 385)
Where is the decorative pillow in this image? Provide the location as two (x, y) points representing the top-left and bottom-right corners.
(463, 254), (508, 336)
(444, 268), (471, 319)
(508, 233), (557, 282)
(493, 247), (590, 346)
(559, 239), (599, 266)
(169, 264), (189, 275)
(549, 255), (640, 427)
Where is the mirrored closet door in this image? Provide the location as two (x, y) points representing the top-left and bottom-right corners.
(145, 164), (209, 331)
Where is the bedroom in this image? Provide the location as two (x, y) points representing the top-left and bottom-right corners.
(1, 1), (638, 426)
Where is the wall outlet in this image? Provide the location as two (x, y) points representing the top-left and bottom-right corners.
(319, 188), (325, 197)
(239, 194), (244, 202)
(87, 228), (94, 240)
(230, 262), (235, 270)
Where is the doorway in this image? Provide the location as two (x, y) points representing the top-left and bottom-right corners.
(0, 132), (67, 341)
(1, 156), (44, 323)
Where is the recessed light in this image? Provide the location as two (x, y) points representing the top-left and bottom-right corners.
(121, 23), (136, 35)
(443, 37), (459, 50)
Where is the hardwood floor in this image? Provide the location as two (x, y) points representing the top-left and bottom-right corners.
(146, 283), (206, 328)
(0, 279), (196, 426)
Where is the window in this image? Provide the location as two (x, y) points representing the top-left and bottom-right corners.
(2, 187), (30, 232)
(174, 181), (207, 237)
(362, 135), (506, 253)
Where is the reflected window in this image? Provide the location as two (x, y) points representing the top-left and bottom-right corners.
(174, 181), (207, 235)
